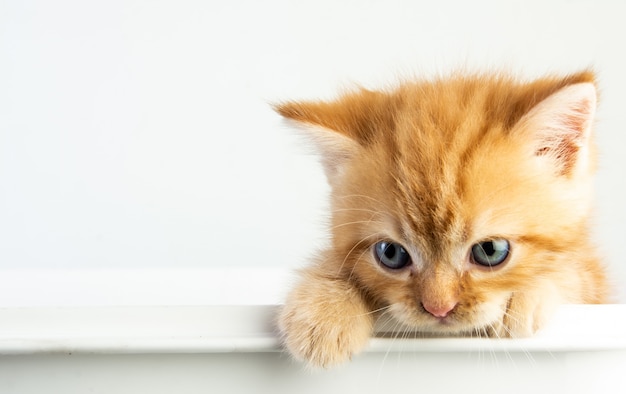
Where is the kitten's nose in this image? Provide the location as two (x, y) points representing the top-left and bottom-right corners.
(422, 301), (457, 318)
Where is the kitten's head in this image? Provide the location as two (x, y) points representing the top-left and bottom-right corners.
(276, 71), (603, 335)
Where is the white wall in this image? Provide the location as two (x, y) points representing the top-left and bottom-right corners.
(1, 1), (625, 300)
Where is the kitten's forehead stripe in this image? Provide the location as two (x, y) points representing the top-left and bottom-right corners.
(393, 162), (463, 262)
(390, 104), (478, 262)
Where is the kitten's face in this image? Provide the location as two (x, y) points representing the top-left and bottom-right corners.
(330, 122), (573, 334)
(277, 71), (604, 335)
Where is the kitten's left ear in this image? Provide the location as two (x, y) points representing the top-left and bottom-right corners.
(515, 82), (597, 177)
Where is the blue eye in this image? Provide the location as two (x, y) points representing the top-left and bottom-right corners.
(374, 241), (411, 269)
(471, 239), (510, 267)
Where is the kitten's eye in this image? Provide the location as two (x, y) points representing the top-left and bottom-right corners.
(470, 239), (510, 267)
(374, 241), (411, 269)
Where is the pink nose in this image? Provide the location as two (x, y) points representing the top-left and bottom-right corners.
(422, 301), (457, 318)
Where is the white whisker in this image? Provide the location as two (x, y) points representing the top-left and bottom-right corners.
(329, 219), (384, 230)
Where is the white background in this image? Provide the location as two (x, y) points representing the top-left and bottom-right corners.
(1, 0), (625, 301)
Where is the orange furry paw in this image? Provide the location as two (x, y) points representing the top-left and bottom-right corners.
(278, 273), (373, 368)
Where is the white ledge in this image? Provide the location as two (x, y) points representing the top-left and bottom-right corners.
(0, 269), (624, 356)
(1, 304), (625, 355)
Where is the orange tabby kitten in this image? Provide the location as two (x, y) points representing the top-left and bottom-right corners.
(275, 70), (609, 368)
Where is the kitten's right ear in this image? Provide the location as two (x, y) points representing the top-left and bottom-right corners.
(274, 89), (397, 182)
(273, 98), (363, 182)
(278, 118), (360, 182)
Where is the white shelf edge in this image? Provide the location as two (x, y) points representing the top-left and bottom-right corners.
(0, 304), (625, 355)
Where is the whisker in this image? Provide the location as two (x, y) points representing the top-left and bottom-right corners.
(347, 237), (381, 281)
(354, 304), (393, 318)
(330, 207), (383, 215)
(502, 309), (537, 365)
(338, 233), (378, 278)
(329, 219), (384, 230)
(377, 304), (406, 376)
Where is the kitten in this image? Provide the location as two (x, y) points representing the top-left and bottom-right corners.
(275, 70), (609, 368)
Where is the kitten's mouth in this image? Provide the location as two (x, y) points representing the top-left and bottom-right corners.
(421, 314), (463, 332)
(374, 308), (466, 336)
(430, 315), (453, 325)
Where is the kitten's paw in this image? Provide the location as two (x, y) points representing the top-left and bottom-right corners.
(278, 274), (373, 368)
(499, 292), (558, 338)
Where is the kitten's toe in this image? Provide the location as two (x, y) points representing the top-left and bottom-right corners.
(279, 312), (371, 367)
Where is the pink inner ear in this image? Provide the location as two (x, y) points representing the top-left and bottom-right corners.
(520, 83), (596, 176)
(560, 96), (595, 135)
(535, 131), (580, 175)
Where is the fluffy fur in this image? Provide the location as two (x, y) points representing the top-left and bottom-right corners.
(275, 70), (609, 368)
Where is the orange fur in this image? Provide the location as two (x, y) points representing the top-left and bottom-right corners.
(275, 70), (609, 368)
